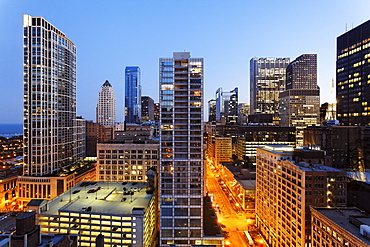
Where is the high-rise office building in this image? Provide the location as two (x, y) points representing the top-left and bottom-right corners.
(23, 15), (79, 176)
(237, 103), (250, 125)
(96, 80), (116, 126)
(208, 99), (216, 123)
(159, 52), (204, 246)
(337, 19), (370, 126)
(154, 103), (160, 121)
(279, 54), (320, 146)
(215, 87), (238, 124)
(125, 66), (141, 124)
(141, 96), (155, 122)
(250, 58), (290, 114)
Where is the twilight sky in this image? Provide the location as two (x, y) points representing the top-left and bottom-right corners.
(1, 0), (370, 124)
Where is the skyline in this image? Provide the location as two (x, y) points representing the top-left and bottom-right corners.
(1, 0), (370, 123)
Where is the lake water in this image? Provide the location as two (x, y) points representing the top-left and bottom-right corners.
(0, 124), (23, 138)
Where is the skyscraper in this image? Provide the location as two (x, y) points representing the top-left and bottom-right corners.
(337, 19), (370, 126)
(279, 54), (320, 146)
(125, 66), (141, 124)
(141, 96), (155, 122)
(96, 80), (116, 126)
(208, 99), (216, 123)
(250, 57), (290, 114)
(215, 87), (238, 124)
(159, 52), (204, 246)
(23, 15), (79, 176)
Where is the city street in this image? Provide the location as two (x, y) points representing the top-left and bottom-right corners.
(206, 161), (253, 246)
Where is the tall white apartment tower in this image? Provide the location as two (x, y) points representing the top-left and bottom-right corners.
(159, 52), (204, 246)
(96, 80), (116, 126)
(23, 15), (78, 176)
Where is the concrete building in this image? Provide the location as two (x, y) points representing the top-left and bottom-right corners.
(125, 66), (141, 124)
(0, 166), (22, 211)
(250, 57), (290, 115)
(141, 96), (155, 122)
(337, 19), (370, 126)
(256, 145), (347, 247)
(311, 207), (370, 247)
(96, 80), (116, 126)
(23, 15), (81, 176)
(279, 54), (320, 146)
(303, 125), (370, 170)
(97, 140), (159, 182)
(28, 181), (157, 247)
(17, 163), (96, 208)
(236, 125), (296, 166)
(0, 211), (78, 247)
(207, 136), (233, 165)
(114, 124), (155, 141)
(85, 121), (114, 157)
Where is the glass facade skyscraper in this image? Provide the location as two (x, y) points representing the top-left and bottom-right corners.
(337, 19), (370, 126)
(279, 54), (320, 146)
(215, 87), (238, 124)
(159, 52), (204, 246)
(250, 58), (290, 115)
(23, 15), (79, 176)
(125, 66), (141, 124)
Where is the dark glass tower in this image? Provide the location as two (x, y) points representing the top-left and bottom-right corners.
(125, 66), (141, 124)
(337, 19), (370, 126)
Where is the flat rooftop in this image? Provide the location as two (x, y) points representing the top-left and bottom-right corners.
(238, 180), (256, 190)
(313, 208), (370, 245)
(40, 181), (152, 216)
(296, 163), (342, 172)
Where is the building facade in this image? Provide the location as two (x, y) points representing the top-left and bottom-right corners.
(237, 103), (250, 125)
(311, 207), (370, 247)
(96, 80), (116, 126)
(125, 66), (142, 124)
(207, 136), (233, 165)
(279, 54), (320, 146)
(97, 140), (159, 182)
(23, 15), (80, 176)
(215, 87), (238, 124)
(33, 181), (157, 247)
(159, 52), (205, 246)
(250, 57), (290, 115)
(141, 96), (155, 122)
(236, 125), (296, 166)
(337, 19), (370, 126)
(85, 121), (114, 157)
(208, 99), (216, 123)
(303, 125), (370, 170)
(256, 145), (347, 247)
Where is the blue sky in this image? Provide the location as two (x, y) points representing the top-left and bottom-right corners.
(1, 0), (370, 124)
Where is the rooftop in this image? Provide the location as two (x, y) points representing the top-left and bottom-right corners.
(259, 144), (294, 154)
(237, 180), (256, 190)
(295, 162), (342, 172)
(313, 207), (370, 245)
(39, 181), (153, 216)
